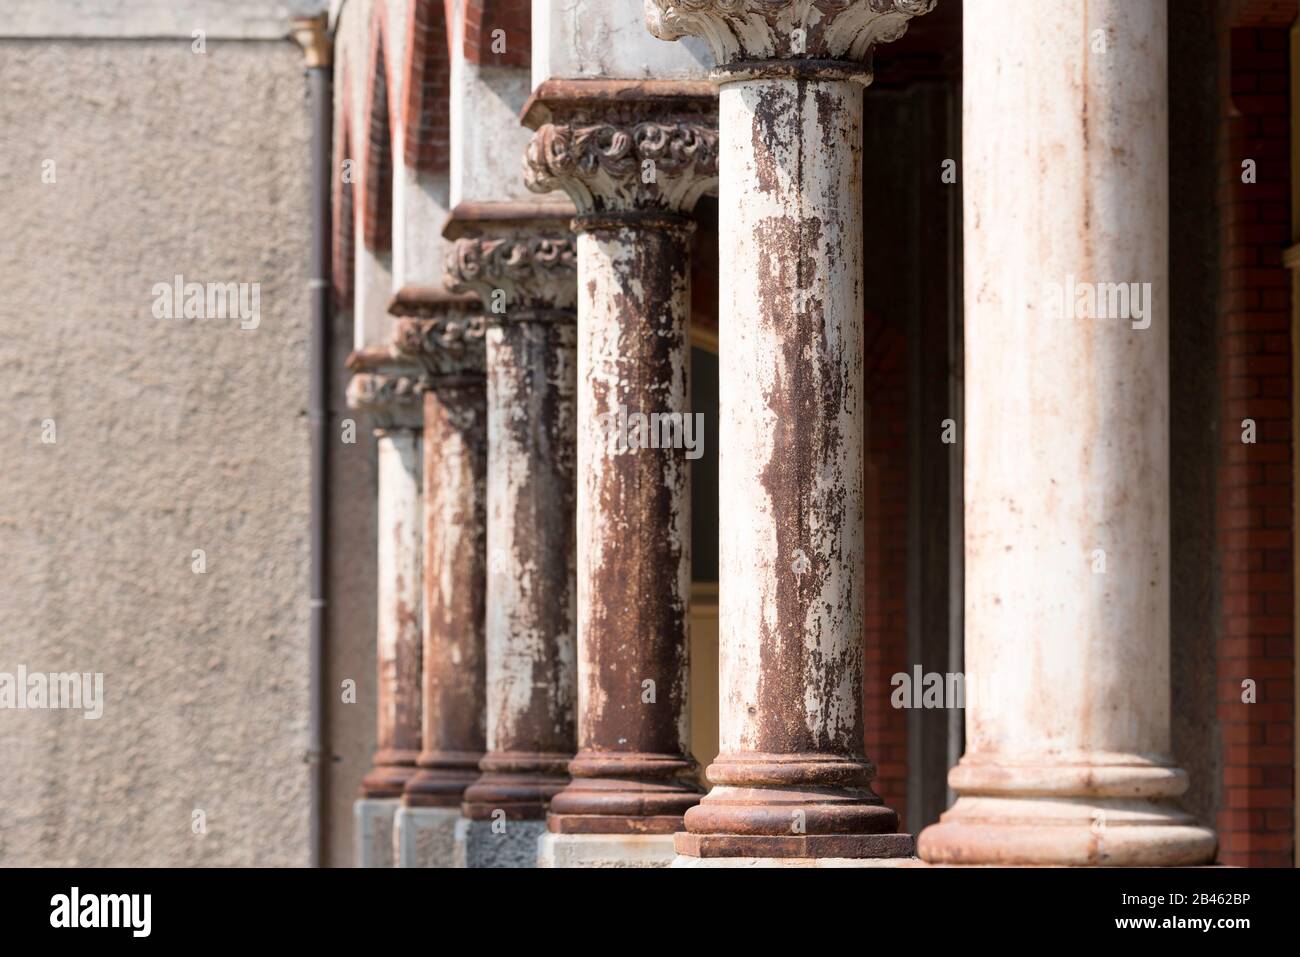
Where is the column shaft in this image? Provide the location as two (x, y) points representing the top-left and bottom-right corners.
(462, 316), (578, 818)
(365, 425), (423, 796)
(917, 0), (1216, 866)
(405, 379), (488, 805)
(546, 220), (699, 832)
(642, 0), (938, 860)
(520, 84), (720, 843)
(444, 220), (582, 826)
(678, 71), (907, 858)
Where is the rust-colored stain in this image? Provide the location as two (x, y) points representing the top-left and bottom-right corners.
(465, 317), (578, 821)
(408, 377), (490, 807)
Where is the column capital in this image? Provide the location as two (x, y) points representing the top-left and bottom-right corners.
(346, 349), (424, 431)
(290, 14), (331, 68)
(644, 0), (934, 73)
(392, 315), (489, 380)
(443, 224), (578, 317)
(522, 80), (719, 219)
(387, 285), (488, 380)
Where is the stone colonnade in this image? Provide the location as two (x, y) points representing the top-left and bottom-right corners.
(344, 0), (1219, 868)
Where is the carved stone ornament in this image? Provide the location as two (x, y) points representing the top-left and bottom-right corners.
(391, 313), (488, 379)
(524, 112), (719, 216)
(444, 232), (578, 316)
(644, 0), (936, 66)
(346, 350), (424, 429)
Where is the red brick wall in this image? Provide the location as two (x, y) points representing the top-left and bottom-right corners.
(1235, 0), (1300, 28)
(1217, 22), (1296, 867)
(863, 314), (909, 826)
(360, 8), (393, 252)
(333, 79), (355, 308)
(463, 0), (530, 68)
(402, 0), (452, 174)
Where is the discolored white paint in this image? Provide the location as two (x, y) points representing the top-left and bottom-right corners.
(447, 0), (568, 210)
(375, 428), (423, 765)
(575, 228), (693, 752)
(532, 0), (713, 87)
(483, 322), (579, 749)
(716, 76), (866, 755)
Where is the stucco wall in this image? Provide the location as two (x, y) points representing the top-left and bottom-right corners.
(0, 37), (314, 865)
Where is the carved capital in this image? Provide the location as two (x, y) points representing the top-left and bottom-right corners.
(346, 350), (424, 430)
(644, 0), (935, 69)
(524, 106), (719, 217)
(392, 313), (488, 379)
(387, 286), (487, 379)
(444, 229), (578, 318)
(290, 14), (331, 68)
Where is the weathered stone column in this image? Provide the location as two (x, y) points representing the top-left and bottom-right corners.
(646, 0), (932, 864)
(444, 210), (580, 868)
(520, 81), (718, 868)
(346, 350), (424, 867)
(917, 0), (1217, 867)
(386, 289), (490, 868)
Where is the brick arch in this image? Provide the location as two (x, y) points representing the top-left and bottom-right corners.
(333, 78), (356, 309)
(401, 0), (454, 173)
(463, 0), (530, 68)
(359, 6), (395, 252)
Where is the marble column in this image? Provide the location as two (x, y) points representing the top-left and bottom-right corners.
(521, 81), (719, 867)
(387, 288), (490, 868)
(444, 210), (580, 867)
(346, 350), (424, 867)
(917, 0), (1217, 866)
(646, 0), (933, 864)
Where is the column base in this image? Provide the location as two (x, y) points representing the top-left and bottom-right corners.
(353, 798), (399, 868)
(677, 776), (910, 859)
(453, 817), (549, 868)
(546, 758), (700, 833)
(403, 751), (482, 808)
(361, 750), (420, 799)
(537, 831), (677, 868)
(395, 805), (462, 868)
(674, 830), (915, 859)
(918, 796), (1219, 867)
(671, 854), (924, 868)
(460, 753), (571, 818)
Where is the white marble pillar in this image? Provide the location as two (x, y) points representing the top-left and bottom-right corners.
(444, 219), (580, 868)
(437, 0), (579, 868)
(645, 0), (932, 864)
(916, 0), (1217, 867)
(523, 81), (719, 867)
(390, 292), (489, 869)
(346, 355), (424, 867)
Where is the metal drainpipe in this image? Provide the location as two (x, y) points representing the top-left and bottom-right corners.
(292, 12), (333, 869)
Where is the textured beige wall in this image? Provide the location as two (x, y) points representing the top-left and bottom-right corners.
(0, 39), (315, 865)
